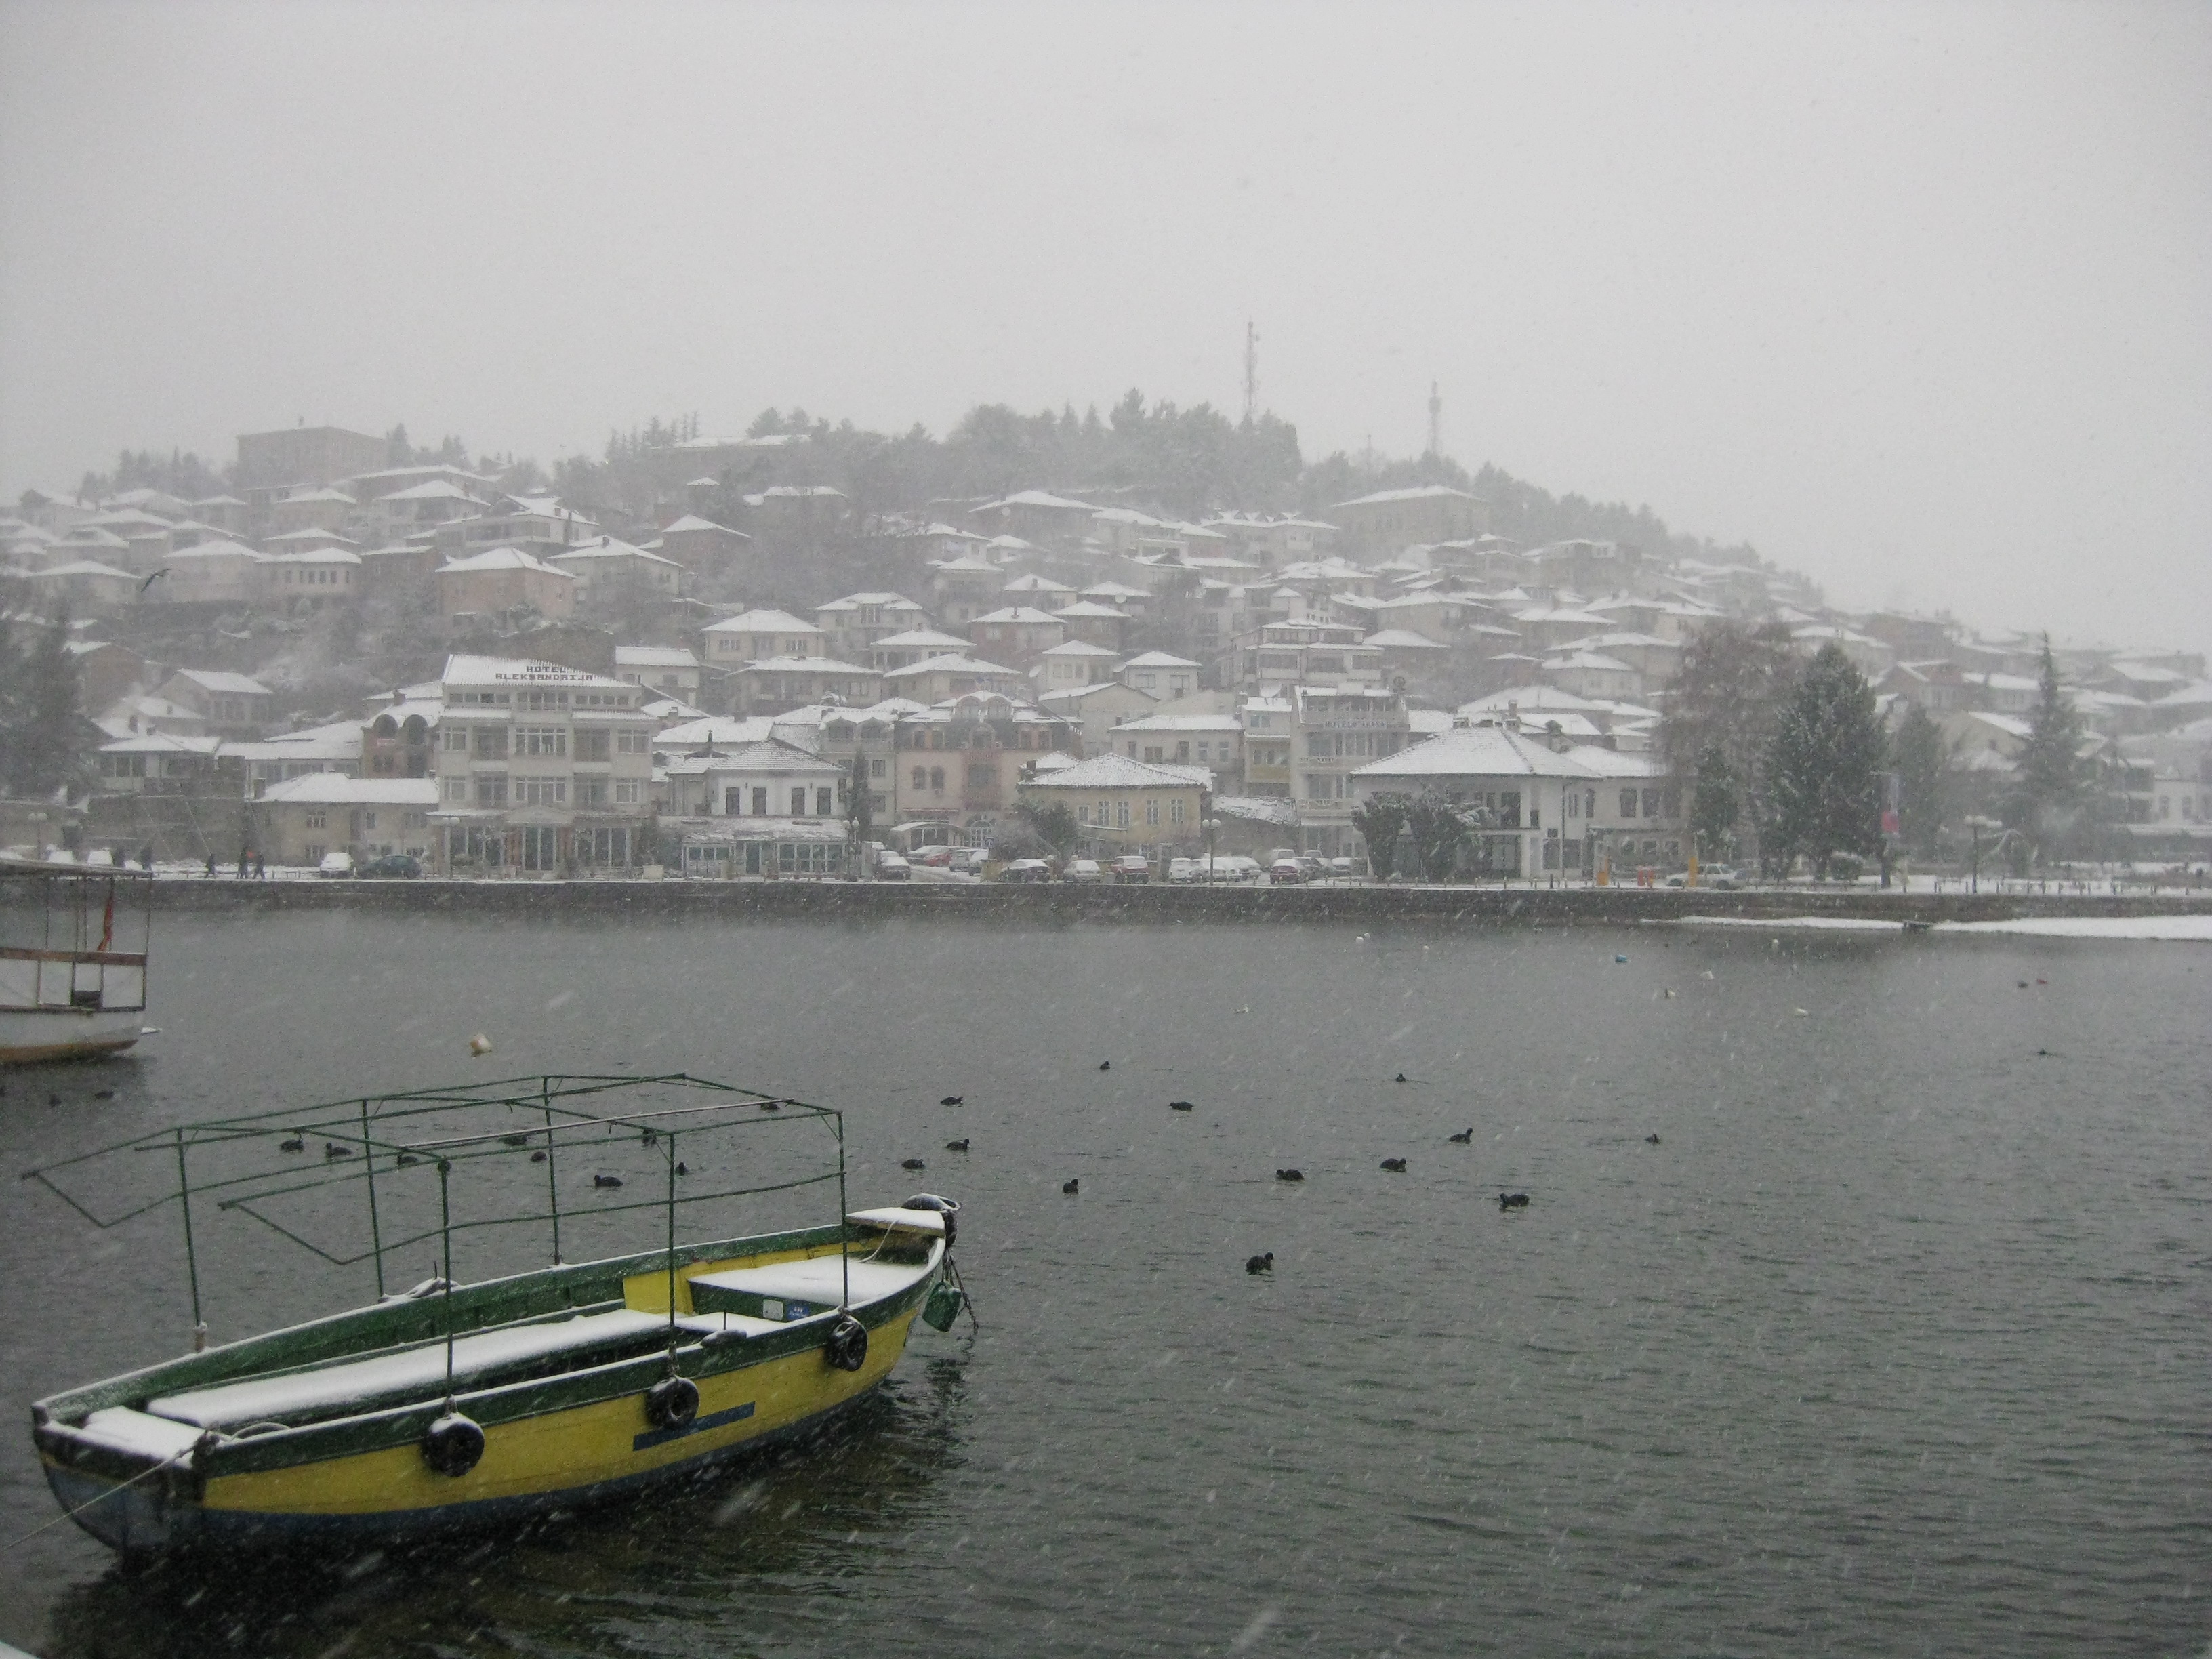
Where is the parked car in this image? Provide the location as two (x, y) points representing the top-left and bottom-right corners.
(1111, 855), (1153, 884)
(1063, 859), (1105, 884)
(909, 845), (956, 867)
(1268, 859), (1307, 885)
(1327, 857), (1354, 878)
(948, 847), (989, 874)
(1167, 857), (1197, 884)
(358, 853), (421, 879)
(1664, 864), (1742, 890)
(1000, 858), (1054, 882)
(875, 851), (912, 880)
(315, 851), (355, 878)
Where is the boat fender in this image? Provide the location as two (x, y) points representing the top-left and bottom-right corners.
(422, 1412), (485, 1477)
(644, 1374), (699, 1431)
(825, 1314), (869, 1372)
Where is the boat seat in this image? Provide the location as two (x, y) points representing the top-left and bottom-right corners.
(144, 1307), (762, 1432)
(687, 1256), (925, 1322)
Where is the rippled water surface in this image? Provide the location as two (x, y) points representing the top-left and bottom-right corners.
(1, 912), (2206, 1657)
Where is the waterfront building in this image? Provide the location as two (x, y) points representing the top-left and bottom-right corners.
(252, 775), (437, 867)
(428, 655), (655, 875)
(1017, 752), (1209, 858)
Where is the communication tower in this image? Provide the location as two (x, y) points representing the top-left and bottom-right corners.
(1427, 380), (1442, 457)
(1243, 321), (1260, 425)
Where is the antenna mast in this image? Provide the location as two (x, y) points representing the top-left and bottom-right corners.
(1427, 380), (1442, 457)
(1243, 321), (1260, 424)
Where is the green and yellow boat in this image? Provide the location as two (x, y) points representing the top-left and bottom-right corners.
(23, 1073), (966, 1552)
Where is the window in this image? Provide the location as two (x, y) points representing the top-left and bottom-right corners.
(1642, 789), (1661, 820)
(791, 787), (808, 815)
(517, 726), (566, 757)
(1145, 799), (1160, 826)
(725, 787), (743, 815)
(614, 781), (641, 804)
(1170, 797), (1185, 825)
(1566, 792), (1580, 818)
(967, 764), (994, 788)
(870, 758), (886, 778)
(517, 777), (567, 805)
(443, 777), (468, 802)
(1197, 742), (1210, 761)
(444, 727), (469, 752)
(363, 812), (378, 831)
(1585, 790), (1597, 818)
(816, 787), (835, 816)
(476, 775), (508, 808)
(752, 787), (768, 815)
(930, 767), (945, 792)
(304, 811), (327, 830)
(911, 766), (927, 790)
(1620, 789), (1639, 819)
(1078, 804), (1092, 825)
(304, 844), (325, 863)
(575, 729), (610, 762)
(476, 728), (508, 760)
(1115, 801), (1130, 828)
(617, 731), (650, 754)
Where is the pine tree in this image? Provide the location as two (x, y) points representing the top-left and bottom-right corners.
(2005, 638), (2091, 863)
(0, 612), (86, 799)
(1763, 642), (1885, 878)
(1688, 743), (1739, 861)
(1660, 619), (1801, 857)
(1890, 701), (1948, 859)
(1403, 791), (1467, 881)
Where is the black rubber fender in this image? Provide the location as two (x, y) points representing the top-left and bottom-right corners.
(421, 1412), (485, 1477)
(825, 1314), (868, 1372)
(644, 1374), (699, 1431)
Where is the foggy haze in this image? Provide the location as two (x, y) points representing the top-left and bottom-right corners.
(2, 0), (2207, 653)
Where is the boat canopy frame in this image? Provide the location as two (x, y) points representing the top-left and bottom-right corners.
(20, 1073), (852, 1378)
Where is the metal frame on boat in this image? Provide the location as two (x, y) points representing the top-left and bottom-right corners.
(0, 857), (152, 1063)
(22, 1073), (966, 1553)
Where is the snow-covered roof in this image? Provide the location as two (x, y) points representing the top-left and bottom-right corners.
(870, 628), (971, 651)
(731, 655), (878, 676)
(979, 489), (1097, 514)
(660, 514), (747, 537)
(1022, 753), (1210, 791)
(263, 527), (359, 546)
(1038, 640), (1121, 658)
(661, 739), (846, 777)
(26, 558), (136, 579)
(262, 547), (363, 566)
(1330, 484), (1484, 510)
(1111, 712), (1242, 733)
(658, 716), (778, 748)
(258, 774), (436, 806)
(436, 545), (572, 577)
(375, 480), (482, 504)
(1458, 684), (1607, 715)
(169, 668), (272, 696)
(1121, 650), (1202, 669)
(1052, 600), (1128, 619)
(615, 645), (700, 670)
(1364, 628), (1449, 649)
(972, 606), (1063, 625)
(882, 653), (1020, 680)
(702, 609), (821, 634)
(1353, 725), (1606, 780)
(549, 536), (680, 567)
(440, 655), (632, 690)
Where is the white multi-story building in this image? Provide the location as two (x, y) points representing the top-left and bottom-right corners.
(428, 655), (657, 875)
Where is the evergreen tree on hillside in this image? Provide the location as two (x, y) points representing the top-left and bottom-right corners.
(1763, 642), (1885, 878)
(0, 612), (88, 799)
(1890, 701), (1949, 859)
(2005, 637), (2092, 863)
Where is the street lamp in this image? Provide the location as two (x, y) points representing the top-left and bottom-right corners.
(1963, 815), (2021, 895)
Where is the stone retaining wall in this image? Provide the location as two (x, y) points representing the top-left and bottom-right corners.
(144, 877), (2212, 927)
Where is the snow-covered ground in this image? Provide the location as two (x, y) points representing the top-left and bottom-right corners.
(1678, 914), (2212, 941)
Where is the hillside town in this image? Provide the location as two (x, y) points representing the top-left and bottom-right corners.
(3, 417), (2208, 882)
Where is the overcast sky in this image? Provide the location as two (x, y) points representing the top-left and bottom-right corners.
(3, 0), (2207, 653)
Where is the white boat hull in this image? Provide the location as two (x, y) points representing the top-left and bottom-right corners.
(0, 1006), (144, 1063)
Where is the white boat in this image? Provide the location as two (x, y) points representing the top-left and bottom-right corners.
(0, 857), (152, 1063)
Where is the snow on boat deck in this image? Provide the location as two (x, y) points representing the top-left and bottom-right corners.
(146, 1307), (741, 1429)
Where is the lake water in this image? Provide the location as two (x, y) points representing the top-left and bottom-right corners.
(1, 913), (2205, 1657)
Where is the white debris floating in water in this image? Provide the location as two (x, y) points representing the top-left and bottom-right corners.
(468, 1033), (493, 1056)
